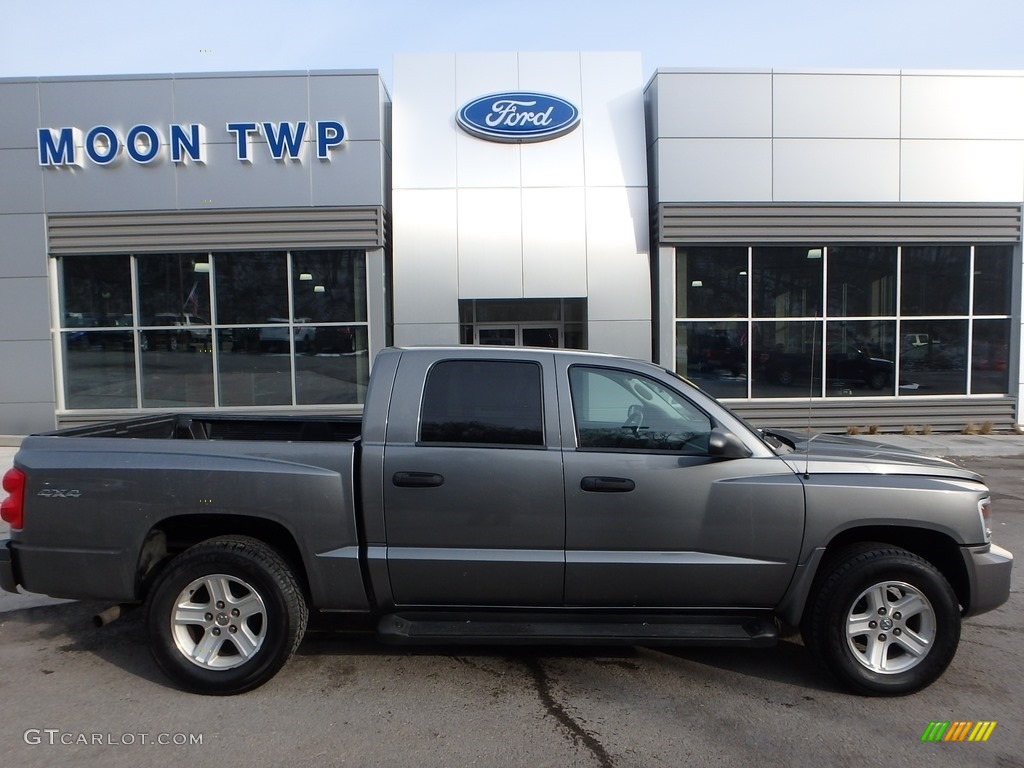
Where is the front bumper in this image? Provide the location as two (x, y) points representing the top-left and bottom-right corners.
(0, 539), (18, 594)
(962, 543), (1013, 617)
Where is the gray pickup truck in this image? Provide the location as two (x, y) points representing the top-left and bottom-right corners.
(0, 346), (1012, 696)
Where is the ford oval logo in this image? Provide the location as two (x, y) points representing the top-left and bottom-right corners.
(457, 92), (580, 143)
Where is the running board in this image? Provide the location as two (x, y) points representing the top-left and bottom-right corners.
(376, 613), (777, 647)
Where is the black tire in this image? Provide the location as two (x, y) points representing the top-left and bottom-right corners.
(801, 544), (960, 696)
(776, 369), (794, 386)
(146, 536), (308, 695)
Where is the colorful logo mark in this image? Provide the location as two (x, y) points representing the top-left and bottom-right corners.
(921, 721), (997, 742)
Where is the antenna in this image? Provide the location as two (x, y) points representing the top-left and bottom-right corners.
(804, 312), (819, 479)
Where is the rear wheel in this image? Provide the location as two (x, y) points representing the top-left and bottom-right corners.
(802, 545), (960, 695)
(146, 536), (307, 695)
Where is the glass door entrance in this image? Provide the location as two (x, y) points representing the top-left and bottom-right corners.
(476, 324), (560, 348)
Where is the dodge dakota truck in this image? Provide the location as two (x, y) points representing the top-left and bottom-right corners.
(0, 346), (1013, 696)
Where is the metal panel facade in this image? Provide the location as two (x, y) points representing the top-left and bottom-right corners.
(392, 52), (652, 358)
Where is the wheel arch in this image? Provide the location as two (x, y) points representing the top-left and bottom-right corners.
(778, 525), (970, 627)
(135, 514), (309, 603)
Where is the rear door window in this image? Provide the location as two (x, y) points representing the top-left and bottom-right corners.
(420, 360), (544, 447)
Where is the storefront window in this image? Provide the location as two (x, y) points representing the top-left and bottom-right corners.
(676, 321), (747, 399)
(674, 243), (1014, 400)
(56, 249), (370, 411)
(214, 251), (288, 326)
(824, 320), (896, 395)
(898, 319), (968, 395)
(675, 247), (747, 318)
(971, 318), (1011, 395)
(752, 246), (823, 318)
(63, 331), (137, 409)
(901, 246), (970, 316)
(826, 246), (896, 317)
(59, 255), (133, 328)
(296, 327), (370, 404)
(751, 321), (820, 397)
(974, 245), (1013, 315)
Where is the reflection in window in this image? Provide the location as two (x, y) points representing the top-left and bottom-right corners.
(752, 246), (823, 318)
(296, 327), (370, 405)
(214, 251), (288, 325)
(57, 249), (372, 411)
(899, 320), (967, 395)
(972, 318), (1010, 394)
(291, 250), (367, 323)
(827, 246), (896, 317)
(59, 255), (132, 328)
(217, 328), (292, 406)
(420, 360), (544, 446)
(824, 321), (895, 394)
(63, 331), (137, 409)
(901, 246), (970, 316)
(751, 321), (821, 397)
(138, 253), (212, 326)
(140, 348), (214, 407)
(676, 247), (748, 318)
(676, 321), (747, 399)
(974, 246), (1013, 315)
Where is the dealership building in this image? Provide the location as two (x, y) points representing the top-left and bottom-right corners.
(1, 53), (1022, 434)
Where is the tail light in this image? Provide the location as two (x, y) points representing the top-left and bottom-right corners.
(1, 467), (25, 530)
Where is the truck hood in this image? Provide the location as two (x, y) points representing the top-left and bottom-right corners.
(767, 430), (983, 483)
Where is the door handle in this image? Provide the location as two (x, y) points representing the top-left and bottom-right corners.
(580, 476), (635, 493)
(392, 471), (445, 488)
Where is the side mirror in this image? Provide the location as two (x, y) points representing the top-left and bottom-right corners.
(707, 428), (752, 459)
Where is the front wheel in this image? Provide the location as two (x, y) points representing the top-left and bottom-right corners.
(802, 545), (960, 696)
(146, 536), (308, 695)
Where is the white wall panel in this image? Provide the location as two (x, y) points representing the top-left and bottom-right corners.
(174, 142), (311, 209)
(656, 138), (772, 202)
(774, 74), (900, 138)
(902, 75), (1024, 139)
(520, 53), (587, 188)
(581, 53), (647, 187)
(0, 341), (55, 403)
(774, 139), (900, 201)
(455, 53), (521, 188)
(522, 188), (587, 297)
(42, 149), (178, 213)
(0, 277), (50, 340)
(586, 187), (650, 322)
(391, 189), (459, 324)
(39, 77), (175, 136)
(308, 73), (387, 142)
(901, 140), (1024, 202)
(1, 81), (40, 149)
(310, 141), (387, 207)
(457, 188), (523, 298)
(0, 150), (45, 214)
(588, 320), (652, 360)
(393, 54), (457, 188)
(171, 76), (309, 146)
(652, 72), (772, 138)
(392, 322), (460, 347)
(0, 214), (46, 278)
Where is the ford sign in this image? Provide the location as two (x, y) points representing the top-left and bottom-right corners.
(457, 92), (580, 143)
